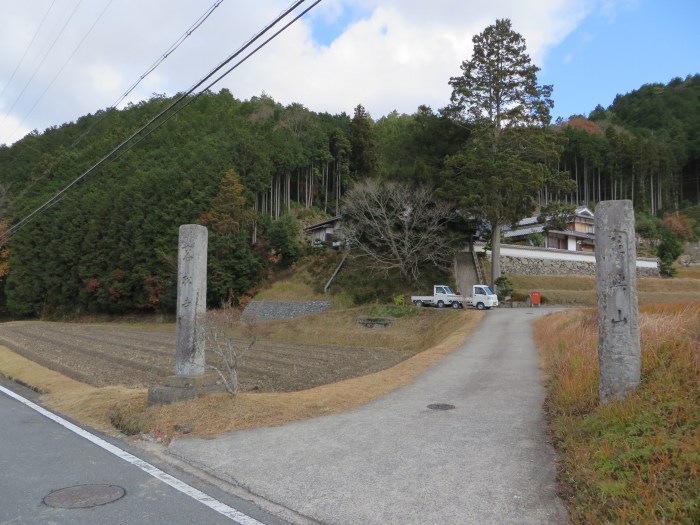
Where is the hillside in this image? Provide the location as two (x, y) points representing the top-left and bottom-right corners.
(0, 93), (355, 316)
(0, 75), (698, 317)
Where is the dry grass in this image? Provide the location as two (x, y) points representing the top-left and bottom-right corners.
(140, 310), (480, 441)
(243, 306), (463, 353)
(510, 274), (700, 306)
(0, 309), (481, 443)
(253, 278), (326, 302)
(254, 253), (342, 302)
(676, 264), (700, 279)
(0, 348), (144, 433)
(535, 303), (700, 524)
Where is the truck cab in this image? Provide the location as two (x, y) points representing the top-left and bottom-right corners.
(467, 285), (499, 310)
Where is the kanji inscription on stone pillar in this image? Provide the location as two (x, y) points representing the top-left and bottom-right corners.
(176, 224), (208, 377)
(595, 200), (641, 403)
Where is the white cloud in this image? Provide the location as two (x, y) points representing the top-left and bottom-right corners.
(0, 111), (30, 146)
(0, 0), (597, 144)
(86, 64), (123, 100)
(227, 0), (593, 118)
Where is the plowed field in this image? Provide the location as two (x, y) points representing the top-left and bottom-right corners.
(0, 321), (411, 393)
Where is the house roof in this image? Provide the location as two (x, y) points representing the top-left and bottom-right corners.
(547, 229), (595, 241)
(506, 206), (595, 232)
(503, 224), (545, 238)
(574, 206), (594, 218)
(303, 215), (342, 233)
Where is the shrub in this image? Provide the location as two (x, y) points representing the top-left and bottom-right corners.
(267, 214), (303, 267)
(662, 212), (693, 240)
(657, 232), (683, 277)
(494, 274), (513, 301)
(636, 213), (663, 239)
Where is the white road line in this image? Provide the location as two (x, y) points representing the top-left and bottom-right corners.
(0, 384), (265, 525)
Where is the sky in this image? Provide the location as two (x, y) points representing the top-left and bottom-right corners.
(0, 0), (698, 146)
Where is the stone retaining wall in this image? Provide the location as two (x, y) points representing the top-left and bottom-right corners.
(241, 300), (332, 322)
(499, 255), (659, 278)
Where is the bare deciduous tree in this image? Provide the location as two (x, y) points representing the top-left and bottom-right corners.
(204, 304), (256, 396)
(339, 179), (454, 284)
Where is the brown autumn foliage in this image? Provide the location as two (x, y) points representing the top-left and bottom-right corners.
(663, 212), (693, 240)
(561, 116), (603, 135)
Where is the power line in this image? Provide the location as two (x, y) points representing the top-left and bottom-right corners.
(0, 0), (57, 101)
(6, 0), (115, 143)
(111, 0), (226, 111)
(6, 0), (226, 216)
(0, 0), (84, 140)
(1, 0), (322, 242)
(106, 0), (323, 163)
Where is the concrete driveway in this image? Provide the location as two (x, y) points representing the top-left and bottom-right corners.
(168, 307), (568, 525)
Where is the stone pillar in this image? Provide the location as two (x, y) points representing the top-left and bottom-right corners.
(595, 200), (641, 403)
(148, 224), (224, 405)
(176, 224), (208, 377)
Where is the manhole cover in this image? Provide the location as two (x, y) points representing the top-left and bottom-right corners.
(44, 484), (125, 509)
(427, 403), (456, 411)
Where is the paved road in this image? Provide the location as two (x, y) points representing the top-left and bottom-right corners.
(0, 378), (291, 525)
(169, 307), (569, 525)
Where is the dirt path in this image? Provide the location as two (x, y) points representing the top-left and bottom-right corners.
(0, 321), (412, 392)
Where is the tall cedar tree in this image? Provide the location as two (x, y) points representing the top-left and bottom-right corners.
(349, 104), (379, 178)
(445, 18), (568, 287)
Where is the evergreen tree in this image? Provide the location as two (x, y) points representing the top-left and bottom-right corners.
(444, 19), (569, 286)
(349, 104), (379, 178)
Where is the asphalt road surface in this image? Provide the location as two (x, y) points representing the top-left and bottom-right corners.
(0, 378), (291, 525)
(170, 307), (569, 525)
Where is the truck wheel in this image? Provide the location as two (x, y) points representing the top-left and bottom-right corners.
(476, 302), (485, 310)
(414, 300), (422, 307)
(437, 300), (445, 308)
(451, 301), (461, 309)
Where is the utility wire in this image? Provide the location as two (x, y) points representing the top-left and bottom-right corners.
(112, 0), (225, 111)
(106, 0), (323, 164)
(67, 0), (226, 150)
(1, 0), (321, 242)
(0, 0), (57, 101)
(6, 0), (226, 216)
(0, 0), (84, 140)
(6, 0), (115, 143)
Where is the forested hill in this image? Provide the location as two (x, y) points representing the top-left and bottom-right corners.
(0, 74), (698, 317)
(0, 91), (362, 316)
(579, 74), (700, 209)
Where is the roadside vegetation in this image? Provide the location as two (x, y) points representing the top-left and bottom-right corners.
(507, 273), (700, 306)
(534, 303), (699, 524)
(0, 305), (480, 442)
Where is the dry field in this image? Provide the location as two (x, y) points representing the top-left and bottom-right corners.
(0, 308), (479, 440)
(0, 319), (422, 393)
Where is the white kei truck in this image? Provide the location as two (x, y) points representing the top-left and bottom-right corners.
(411, 284), (499, 310)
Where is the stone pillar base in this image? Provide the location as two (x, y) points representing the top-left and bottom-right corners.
(147, 372), (226, 405)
